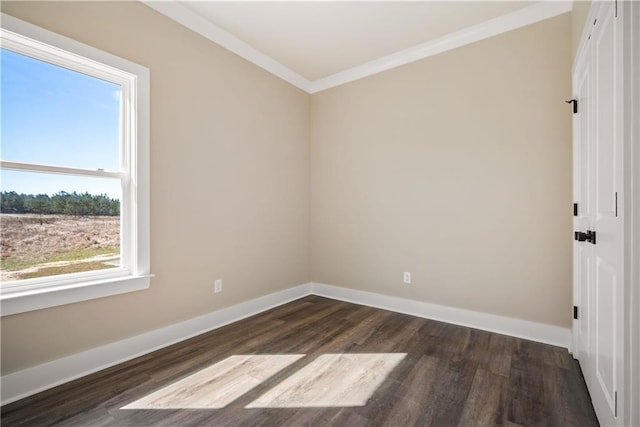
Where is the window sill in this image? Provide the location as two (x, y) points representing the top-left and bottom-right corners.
(1, 274), (153, 316)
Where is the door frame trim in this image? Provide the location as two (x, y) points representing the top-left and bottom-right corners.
(622, 0), (640, 424)
(570, 10), (591, 360)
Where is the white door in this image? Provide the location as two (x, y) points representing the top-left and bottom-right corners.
(573, 2), (625, 426)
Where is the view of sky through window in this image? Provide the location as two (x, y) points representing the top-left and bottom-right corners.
(1, 48), (122, 198)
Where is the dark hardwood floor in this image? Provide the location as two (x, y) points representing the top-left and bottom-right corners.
(1, 296), (599, 426)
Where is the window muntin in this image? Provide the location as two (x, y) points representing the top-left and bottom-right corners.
(0, 14), (150, 315)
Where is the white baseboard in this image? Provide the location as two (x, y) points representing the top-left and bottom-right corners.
(311, 283), (572, 350)
(0, 283), (312, 406)
(1, 281), (572, 406)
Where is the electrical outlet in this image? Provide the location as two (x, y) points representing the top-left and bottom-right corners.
(214, 279), (222, 293)
(403, 272), (411, 284)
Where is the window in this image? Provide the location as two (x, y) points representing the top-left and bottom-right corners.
(0, 14), (151, 316)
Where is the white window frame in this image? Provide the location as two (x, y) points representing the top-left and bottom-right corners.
(0, 14), (151, 316)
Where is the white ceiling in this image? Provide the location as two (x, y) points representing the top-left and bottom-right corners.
(180, 1), (534, 81)
(145, 1), (573, 92)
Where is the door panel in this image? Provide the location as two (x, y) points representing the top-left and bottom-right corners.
(594, 6), (617, 218)
(595, 258), (616, 412)
(578, 245), (591, 356)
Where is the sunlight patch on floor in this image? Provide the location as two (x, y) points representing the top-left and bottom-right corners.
(246, 353), (406, 408)
(121, 354), (304, 409)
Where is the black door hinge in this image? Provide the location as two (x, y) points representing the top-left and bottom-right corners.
(573, 203), (578, 216)
(573, 306), (579, 320)
(566, 99), (578, 114)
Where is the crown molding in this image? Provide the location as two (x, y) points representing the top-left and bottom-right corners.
(310, 1), (573, 93)
(142, 1), (312, 92)
(142, 1), (572, 95)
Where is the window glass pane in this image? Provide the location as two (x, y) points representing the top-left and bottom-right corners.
(0, 48), (121, 171)
(1, 170), (121, 283)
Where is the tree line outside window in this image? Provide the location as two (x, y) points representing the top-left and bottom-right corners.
(0, 191), (120, 216)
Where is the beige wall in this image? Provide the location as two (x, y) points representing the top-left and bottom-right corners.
(0, 1), (310, 374)
(310, 14), (573, 327)
(572, 1), (592, 60)
(1, 3), (574, 376)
